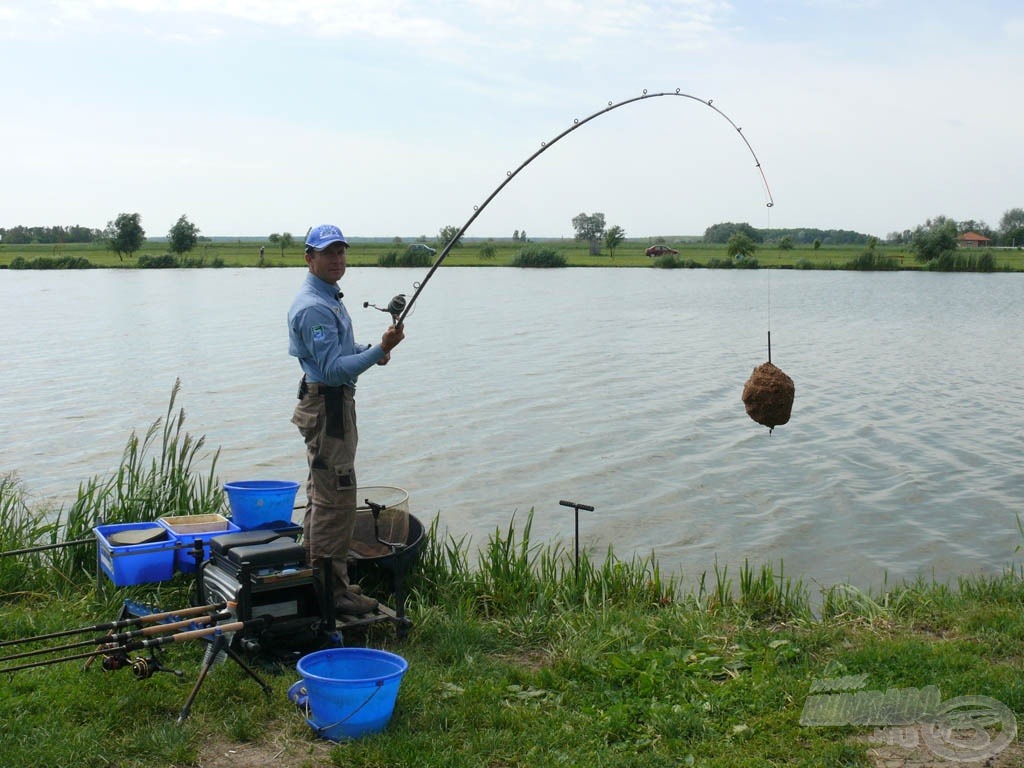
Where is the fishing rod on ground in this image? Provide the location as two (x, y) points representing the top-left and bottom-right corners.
(0, 610), (231, 666)
(0, 609), (244, 675)
(1, 618), (272, 708)
(0, 615), (273, 721)
(363, 89), (775, 326)
(0, 600), (228, 649)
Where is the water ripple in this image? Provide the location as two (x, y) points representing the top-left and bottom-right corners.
(1, 268), (1022, 593)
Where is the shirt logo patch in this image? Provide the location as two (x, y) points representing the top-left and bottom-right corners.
(312, 325), (325, 342)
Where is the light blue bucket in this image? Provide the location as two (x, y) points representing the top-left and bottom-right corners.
(223, 480), (300, 530)
(292, 648), (408, 741)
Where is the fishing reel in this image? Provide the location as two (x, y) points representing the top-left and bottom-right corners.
(363, 293), (407, 324)
(98, 647), (181, 678)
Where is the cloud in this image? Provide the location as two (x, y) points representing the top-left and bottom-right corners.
(1005, 16), (1024, 41)
(20, 0), (735, 48)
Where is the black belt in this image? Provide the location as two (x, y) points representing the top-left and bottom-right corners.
(297, 376), (352, 399)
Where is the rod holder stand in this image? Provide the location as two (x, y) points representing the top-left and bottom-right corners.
(559, 499), (595, 582)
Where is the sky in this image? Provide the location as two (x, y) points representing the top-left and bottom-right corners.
(1, 0), (1022, 240)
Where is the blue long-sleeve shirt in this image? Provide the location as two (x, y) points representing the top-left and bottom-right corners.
(287, 272), (384, 387)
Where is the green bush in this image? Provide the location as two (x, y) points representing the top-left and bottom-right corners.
(178, 255), (224, 268)
(652, 254), (699, 269)
(927, 250), (997, 272)
(8, 256), (92, 269)
(707, 257), (759, 269)
(398, 248), (434, 268)
(137, 253), (179, 269)
(512, 246), (566, 268)
(378, 249), (433, 268)
(844, 251), (899, 270)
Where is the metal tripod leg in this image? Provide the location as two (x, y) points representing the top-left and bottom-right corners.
(177, 629), (272, 723)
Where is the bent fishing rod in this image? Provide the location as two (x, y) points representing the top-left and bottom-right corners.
(389, 89), (775, 327)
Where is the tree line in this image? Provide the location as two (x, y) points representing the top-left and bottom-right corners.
(701, 210), (1024, 249)
(5, 207), (1023, 258)
(0, 225), (102, 244)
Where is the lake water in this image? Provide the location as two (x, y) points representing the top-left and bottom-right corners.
(2, 266), (1022, 595)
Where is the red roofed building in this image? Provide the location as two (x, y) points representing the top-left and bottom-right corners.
(957, 231), (991, 247)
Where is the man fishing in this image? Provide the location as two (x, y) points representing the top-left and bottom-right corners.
(288, 223), (405, 616)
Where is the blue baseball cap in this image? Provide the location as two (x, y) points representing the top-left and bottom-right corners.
(305, 224), (349, 250)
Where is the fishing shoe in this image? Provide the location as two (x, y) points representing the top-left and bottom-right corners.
(335, 589), (378, 616)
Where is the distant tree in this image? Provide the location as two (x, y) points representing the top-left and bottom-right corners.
(604, 225), (626, 258)
(269, 232), (294, 258)
(704, 221), (762, 244)
(392, 235), (403, 246)
(572, 212), (606, 255)
(479, 240), (497, 260)
(777, 236), (794, 250)
(167, 214), (200, 256)
(104, 213), (145, 261)
(437, 225), (462, 249)
(513, 229), (520, 242)
(520, 229), (527, 242)
(956, 219), (994, 239)
(998, 207), (1024, 247)
(813, 239), (822, 250)
(727, 232), (758, 259)
(910, 217), (958, 262)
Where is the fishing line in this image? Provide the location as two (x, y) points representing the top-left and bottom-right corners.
(742, 187), (795, 434)
(395, 88), (775, 326)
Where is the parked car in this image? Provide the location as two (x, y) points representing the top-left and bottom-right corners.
(406, 243), (437, 256)
(645, 245), (679, 257)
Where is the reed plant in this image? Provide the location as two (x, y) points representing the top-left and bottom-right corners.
(413, 511), (673, 619)
(0, 475), (60, 598)
(0, 380), (222, 598)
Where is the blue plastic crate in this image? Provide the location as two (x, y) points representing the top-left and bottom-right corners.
(94, 522), (176, 586)
(157, 514), (241, 573)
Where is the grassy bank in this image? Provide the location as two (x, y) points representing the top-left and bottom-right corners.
(1, 391), (1021, 767)
(3, 239), (1024, 272)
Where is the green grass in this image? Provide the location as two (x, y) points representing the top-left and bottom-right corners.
(1, 392), (1022, 767)
(4, 239), (1024, 271)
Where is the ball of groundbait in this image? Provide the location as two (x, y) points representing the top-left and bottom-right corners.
(742, 362), (795, 430)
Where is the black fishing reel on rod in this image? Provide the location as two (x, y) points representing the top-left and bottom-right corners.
(363, 293), (408, 325)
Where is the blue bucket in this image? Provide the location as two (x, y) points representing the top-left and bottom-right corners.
(292, 648), (408, 741)
(223, 480), (300, 530)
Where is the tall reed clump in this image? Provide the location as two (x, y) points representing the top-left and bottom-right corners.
(0, 380), (224, 594)
(412, 510), (675, 627)
(51, 379), (223, 583)
(697, 558), (812, 621)
(0, 476), (61, 599)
